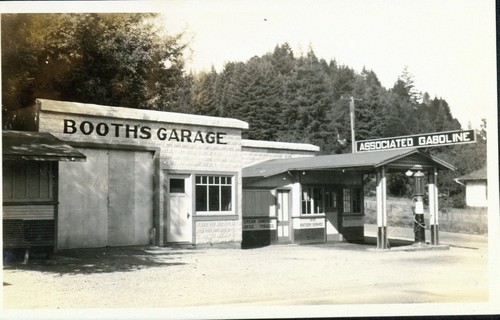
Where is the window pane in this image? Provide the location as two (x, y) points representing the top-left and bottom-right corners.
(302, 188), (309, 201)
(169, 179), (185, 193)
(196, 176), (201, 184)
(26, 163), (41, 199)
(343, 188), (351, 212)
(352, 188), (361, 213)
(221, 186), (232, 211)
(313, 188), (324, 213)
(13, 163), (27, 199)
(39, 163), (50, 199)
(196, 185), (207, 211)
(3, 162), (13, 199)
(209, 186), (220, 211)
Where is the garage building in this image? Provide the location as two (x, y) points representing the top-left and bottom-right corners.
(3, 99), (317, 250)
(3, 99), (454, 251)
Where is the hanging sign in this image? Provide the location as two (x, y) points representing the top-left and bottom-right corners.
(356, 129), (476, 152)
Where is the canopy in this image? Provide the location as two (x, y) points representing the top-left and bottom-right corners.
(2, 130), (86, 162)
(243, 148), (455, 178)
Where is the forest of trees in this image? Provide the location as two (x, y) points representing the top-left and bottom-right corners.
(2, 13), (487, 207)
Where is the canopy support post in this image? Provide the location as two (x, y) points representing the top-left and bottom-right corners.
(376, 167), (388, 249)
(429, 167), (439, 245)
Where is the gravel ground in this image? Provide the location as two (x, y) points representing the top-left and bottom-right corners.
(2, 225), (490, 317)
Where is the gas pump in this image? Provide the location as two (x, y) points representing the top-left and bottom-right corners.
(406, 169), (426, 245)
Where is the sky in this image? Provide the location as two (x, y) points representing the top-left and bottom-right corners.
(2, 0), (497, 130)
(156, 0), (496, 130)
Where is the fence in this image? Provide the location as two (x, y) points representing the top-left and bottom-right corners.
(364, 197), (487, 234)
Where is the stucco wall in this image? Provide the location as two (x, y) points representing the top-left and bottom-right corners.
(36, 99), (247, 247)
(465, 181), (487, 207)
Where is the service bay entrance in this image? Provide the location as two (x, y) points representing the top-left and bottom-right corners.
(166, 174), (192, 243)
(58, 148), (154, 249)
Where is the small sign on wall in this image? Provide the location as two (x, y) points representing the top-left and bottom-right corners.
(342, 215), (364, 227)
(298, 218), (325, 229)
(243, 218), (276, 231)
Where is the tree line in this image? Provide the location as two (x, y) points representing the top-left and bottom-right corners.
(2, 13), (486, 207)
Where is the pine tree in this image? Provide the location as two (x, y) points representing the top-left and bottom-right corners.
(278, 49), (335, 152)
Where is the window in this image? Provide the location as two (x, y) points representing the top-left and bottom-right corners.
(195, 175), (233, 213)
(301, 187), (324, 214)
(169, 179), (185, 193)
(343, 188), (351, 212)
(3, 161), (53, 202)
(342, 187), (362, 213)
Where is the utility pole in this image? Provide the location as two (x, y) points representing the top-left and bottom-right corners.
(341, 96), (362, 153)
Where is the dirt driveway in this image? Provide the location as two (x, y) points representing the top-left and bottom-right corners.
(2, 226), (489, 317)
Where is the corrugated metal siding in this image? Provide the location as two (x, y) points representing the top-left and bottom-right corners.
(2, 205), (55, 219)
(3, 219), (54, 248)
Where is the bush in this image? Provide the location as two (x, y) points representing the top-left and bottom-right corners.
(441, 194), (466, 209)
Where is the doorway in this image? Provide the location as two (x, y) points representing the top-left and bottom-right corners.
(276, 190), (291, 242)
(58, 148), (154, 249)
(325, 187), (342, 241)
(166, 174), (192, 243)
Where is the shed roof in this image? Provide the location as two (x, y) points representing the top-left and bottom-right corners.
(243, 148), (455, 178)
(2, 130), (86, 162)
(455, 167), (487, 182)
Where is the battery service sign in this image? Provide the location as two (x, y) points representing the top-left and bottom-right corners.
(356, 129), (475, 152)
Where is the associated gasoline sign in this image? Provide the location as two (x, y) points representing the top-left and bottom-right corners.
(356, 129), (475, 152)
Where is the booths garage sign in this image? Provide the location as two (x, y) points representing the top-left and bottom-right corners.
(356, 129), (475, 152)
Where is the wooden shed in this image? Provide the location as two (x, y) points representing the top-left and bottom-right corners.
(2, 131), (86, 260)
(454, 167), (488, 207)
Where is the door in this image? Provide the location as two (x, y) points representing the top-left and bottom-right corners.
(108, 150), (154, 246)
(167, 175), (192, 243)
(276, 190), (291, 242)
(325, 187), (341, 240)
(58, 148), (154, 249)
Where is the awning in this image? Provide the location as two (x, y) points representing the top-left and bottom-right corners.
(243, 148), (455, 178)
(2, 130), (86, 162)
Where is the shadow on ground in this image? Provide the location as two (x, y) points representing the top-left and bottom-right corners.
(3, 246), (193, 275)
(308, 236), (415, 251)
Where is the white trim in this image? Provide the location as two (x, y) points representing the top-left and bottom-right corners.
(241, 139), (320, 152)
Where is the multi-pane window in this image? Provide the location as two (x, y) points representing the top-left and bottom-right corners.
(301, 187), (324, 214)
(3, 161), (52, 202)
(343, 188), (351, 212)
(342, 187), (362, 213)
(195, 175), (232, 213)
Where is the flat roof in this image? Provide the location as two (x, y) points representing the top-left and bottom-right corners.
(3, 130), (86, 162)
(37, 99), (249, 130)
(243, 148), (455, 178)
